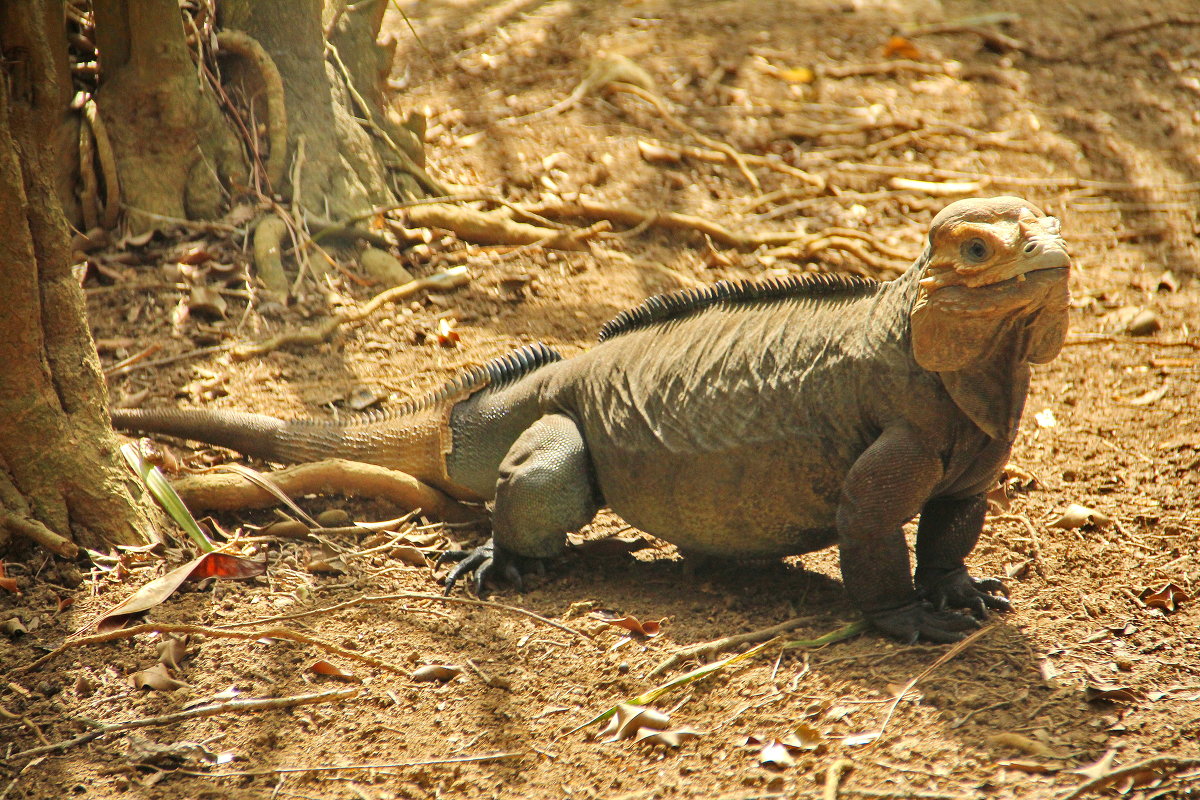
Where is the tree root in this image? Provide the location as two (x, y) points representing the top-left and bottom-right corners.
(252, 213), (290, 296)
(216, 29), (288, 189)
(170, 459), (481, 523)
(1061, 755), (1200, 800)
(405, 203), (607, 250)
(77, 116), (99, 231)
(82, 99), (119, 229)
(230, 266), (470, 360)
(0, 510), (79, 559)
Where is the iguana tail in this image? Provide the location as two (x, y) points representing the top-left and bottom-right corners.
(111, 343), (563, 500)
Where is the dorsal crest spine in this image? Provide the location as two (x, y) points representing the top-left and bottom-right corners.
(597, 273), (880, 342)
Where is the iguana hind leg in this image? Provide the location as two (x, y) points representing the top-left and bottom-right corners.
(442, 413), (600, 594)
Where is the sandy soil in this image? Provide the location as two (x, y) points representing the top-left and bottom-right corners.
(3, 1), (1200, 798)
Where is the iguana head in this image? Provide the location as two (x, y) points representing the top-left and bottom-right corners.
(910, 196), (1072, 438)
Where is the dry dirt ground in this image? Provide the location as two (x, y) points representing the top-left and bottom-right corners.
(4, 1), (1200, 798)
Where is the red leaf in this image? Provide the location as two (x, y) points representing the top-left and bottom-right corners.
(598, 614), (662, 637)
(308, 660), (362, 683)
(0, 563), (18, 594)
(97, 551), (266, 632)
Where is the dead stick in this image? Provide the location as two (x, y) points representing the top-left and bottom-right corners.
(649, 615), (824, 677)
(607, 82), (760, 190)
(6, 688), (358, 762)
(19, 623), (408, 676)
(185, 750), (524, 777)
(824, 758), (855, 800)
(214, 595), (454, 629)
(1060, 755), (1200, 800)
(870, 624), (995, 746)
(230, 266), (470, 360)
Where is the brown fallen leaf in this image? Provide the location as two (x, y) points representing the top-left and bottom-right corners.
(97, 552), (267, 632)
(157, 635), (189, 670)
(390, 545), (429, 567)
(998, 759), (1059, 774)
(597, 614), (662, 637)
(0, 563), (18, 594)
(1084, 683), (1141, 703)
(130, 663), (188, 691)
(1139, 583), (1189, 614)
(759, 740), (795, 769)
(985, 732), (1058, 757)
(410, 664), (462, 682)
(600, 704), (671, 742)
(308, 660), (362, 683)
(436, 317), (460, 346)
(782, 723), (824, 751)
(1050, 503), (1112, 530)
(632, 727), (702, 747)
(883, 35), (922, 60)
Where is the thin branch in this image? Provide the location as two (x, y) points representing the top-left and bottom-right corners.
(19, 622), (408, 676)
(6, 688), (359, 762)
(1061, 755), (1200, 800)
(184, 750), (524, 777)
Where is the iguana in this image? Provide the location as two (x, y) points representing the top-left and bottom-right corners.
(112, 196), (1071, 643)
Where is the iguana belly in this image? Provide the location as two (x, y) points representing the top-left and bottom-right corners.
(588, 437), (854, 558)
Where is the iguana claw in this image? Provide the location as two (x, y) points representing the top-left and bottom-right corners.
(916, 567), (1011, 617)
(868, 601), (980, 644)
(438, 538), (523, 595)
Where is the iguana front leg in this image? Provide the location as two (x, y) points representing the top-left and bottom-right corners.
(914, 494), (1010, 616)
(442, 413), (601, 593)
(836, 427), (979, 643)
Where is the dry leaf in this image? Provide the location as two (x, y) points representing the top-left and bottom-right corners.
(637, 140), (682, 164)
(759, 741), (795, 769)
(601, 704), (672, 742)
(1050, 503), (1112, 530)
(1084, 683), (1141, 703)
(157, 635), (189, 670)
(1124, 385), (1168, 406)
(985, 732), (1057, 757)
(776, 67), (815, 84)
(597, 614), (662, 637)
(308, 660), (362, 683)
(1034, 408), (1057, 428)
(390, 545), (429, 567)
(97, 552), (267, 632)
(1139, 583), (1189, 614)
(411, 664), (462, 682)
(633, 727), (702, 747)
(1071, 749), (1118, 780)
(842, 730), (880, 747)
(1, 618), (28, 637)
(436, 317), (460, 346)
(998, 759), (1059, 774)
(782, 723), (824, 751)
(130, 663), (188, 691)
(883, 35), (922, 60)
(0, 563), (17, 594)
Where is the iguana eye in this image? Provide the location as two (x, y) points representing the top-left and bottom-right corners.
(961, 238), (991, 263)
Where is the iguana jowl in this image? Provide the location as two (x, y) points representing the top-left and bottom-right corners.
(112, 197), (1071, 642)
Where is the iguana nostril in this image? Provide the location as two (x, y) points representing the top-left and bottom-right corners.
(1024, 242), (1038, 253)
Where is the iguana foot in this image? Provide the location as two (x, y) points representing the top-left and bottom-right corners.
(868, 601), (980, 644)
(438, 538), (523, 595)
(916, 566), (1010, 617)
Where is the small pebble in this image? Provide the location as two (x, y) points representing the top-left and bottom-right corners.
(1126, 309), (1162, 336)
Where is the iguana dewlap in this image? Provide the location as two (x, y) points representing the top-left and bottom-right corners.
(112, 196), (1071, 643)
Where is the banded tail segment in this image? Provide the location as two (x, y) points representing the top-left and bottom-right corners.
(111, 343), (563, 496)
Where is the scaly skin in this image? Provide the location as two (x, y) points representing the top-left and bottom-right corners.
(113, 196), (1071, 643)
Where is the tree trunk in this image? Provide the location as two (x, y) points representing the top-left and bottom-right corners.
(0, 0), (156, 554)
(91, 0), (247, 232)
(219, 0), (432, 219)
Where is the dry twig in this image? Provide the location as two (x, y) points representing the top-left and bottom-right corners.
(649, 615), (824, 676)
(20, 623), (408, 676)
(230, 266), (470, 360)
(6, 687), (359, 762)
(1061, 755), (1200, 800)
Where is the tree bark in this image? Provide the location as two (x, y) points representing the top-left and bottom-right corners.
(91, 0), (246, 231)
(0, 0), (155, 553)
